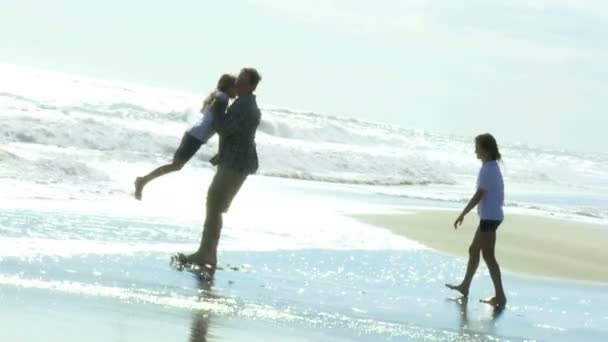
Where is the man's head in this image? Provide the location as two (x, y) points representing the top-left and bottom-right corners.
(236, 67), (262, 96)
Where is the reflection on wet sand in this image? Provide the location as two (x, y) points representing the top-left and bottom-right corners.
(449, 296), (505, 338)
(189, 270), (216, 342)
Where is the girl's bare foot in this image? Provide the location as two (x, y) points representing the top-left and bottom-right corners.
(445, 283), (469, 298)
(480, 296), (507, 308)
(134, 177), (145, 200)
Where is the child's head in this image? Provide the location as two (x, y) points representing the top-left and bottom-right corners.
(216, 74), (237, 98)
(475, 133), (501, 162)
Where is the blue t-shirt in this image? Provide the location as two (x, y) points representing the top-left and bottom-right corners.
(477, 160), (504, 220)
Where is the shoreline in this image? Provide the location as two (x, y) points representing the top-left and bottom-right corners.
(352, 210), (608, 284)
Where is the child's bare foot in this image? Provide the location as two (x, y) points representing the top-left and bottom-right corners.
(445, 283), (469, 298)
(480, 296), (507, 308)
(134, 177), (145, 200)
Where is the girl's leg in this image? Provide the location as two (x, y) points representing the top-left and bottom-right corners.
(480, 231), (507, 307)
(446, 229), (482, 297)
(135, 133), (202, 200)
(134, 162), (185, 200)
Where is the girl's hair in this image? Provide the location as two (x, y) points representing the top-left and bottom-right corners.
(202, 74), (236, 109)
(475, 133), (502, 161)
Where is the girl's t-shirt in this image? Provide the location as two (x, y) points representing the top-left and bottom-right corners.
(477, 160), (504, 221)
(187, 92), (229, 143)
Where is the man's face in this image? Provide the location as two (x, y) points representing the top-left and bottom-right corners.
(226, 85), (238, 99)
(236, 72), (252, 96)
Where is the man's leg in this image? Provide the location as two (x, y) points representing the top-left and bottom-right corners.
(186, 169), (225, 267)
(187, 167), (247, 267)
(197, 201), (223, 267)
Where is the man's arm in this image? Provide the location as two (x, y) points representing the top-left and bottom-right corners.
(212, 100), (255, 136)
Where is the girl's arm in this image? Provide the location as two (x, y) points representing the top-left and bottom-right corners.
(454, 188), (484, 229)
(207, 96), (229, 117)
(205, 91), (229, 115)
(212, 98), (256, 136)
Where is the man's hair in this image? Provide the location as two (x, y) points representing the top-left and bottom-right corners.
(241, 67), (262, 89)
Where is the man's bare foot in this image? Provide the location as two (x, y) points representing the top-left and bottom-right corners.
(134, 177), (145, 200)
(445, 283), (469, 298)
(184, 251), (216, 270)
(480, 296), (507, 308)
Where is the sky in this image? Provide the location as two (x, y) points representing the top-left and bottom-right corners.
(1, 0), (607, 152)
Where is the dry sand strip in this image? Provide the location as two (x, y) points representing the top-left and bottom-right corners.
(352, 210), (608, 284)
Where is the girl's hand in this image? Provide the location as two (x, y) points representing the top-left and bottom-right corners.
(454, 214), (465, 229)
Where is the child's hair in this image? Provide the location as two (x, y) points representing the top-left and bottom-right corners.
(475, 133), (502, 161)
(202, 74), (236, 109)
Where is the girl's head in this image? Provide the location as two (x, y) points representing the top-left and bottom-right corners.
(475, 133), (501, 162)
(202, 74), (237, 109)
(216, 74), (237, 98)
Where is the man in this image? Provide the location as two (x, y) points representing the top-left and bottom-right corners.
(183, 67), (262, 270)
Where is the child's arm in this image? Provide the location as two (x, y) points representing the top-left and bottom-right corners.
(454, 188), (484, 229)
(212, 98), (257, 136)
(207, 94), (229, 116)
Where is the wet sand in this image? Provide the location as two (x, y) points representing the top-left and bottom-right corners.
(353, 210), (608, 284)
(2, 206), (608, 341)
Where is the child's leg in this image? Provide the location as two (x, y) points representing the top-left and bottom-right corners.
(480, 230), (507, 306)
(134, 133), (202, 200)
(446, 229), (482, 297)
(134, 162), (184, 200)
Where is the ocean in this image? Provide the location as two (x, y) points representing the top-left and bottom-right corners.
(1, 64), (607, 341)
